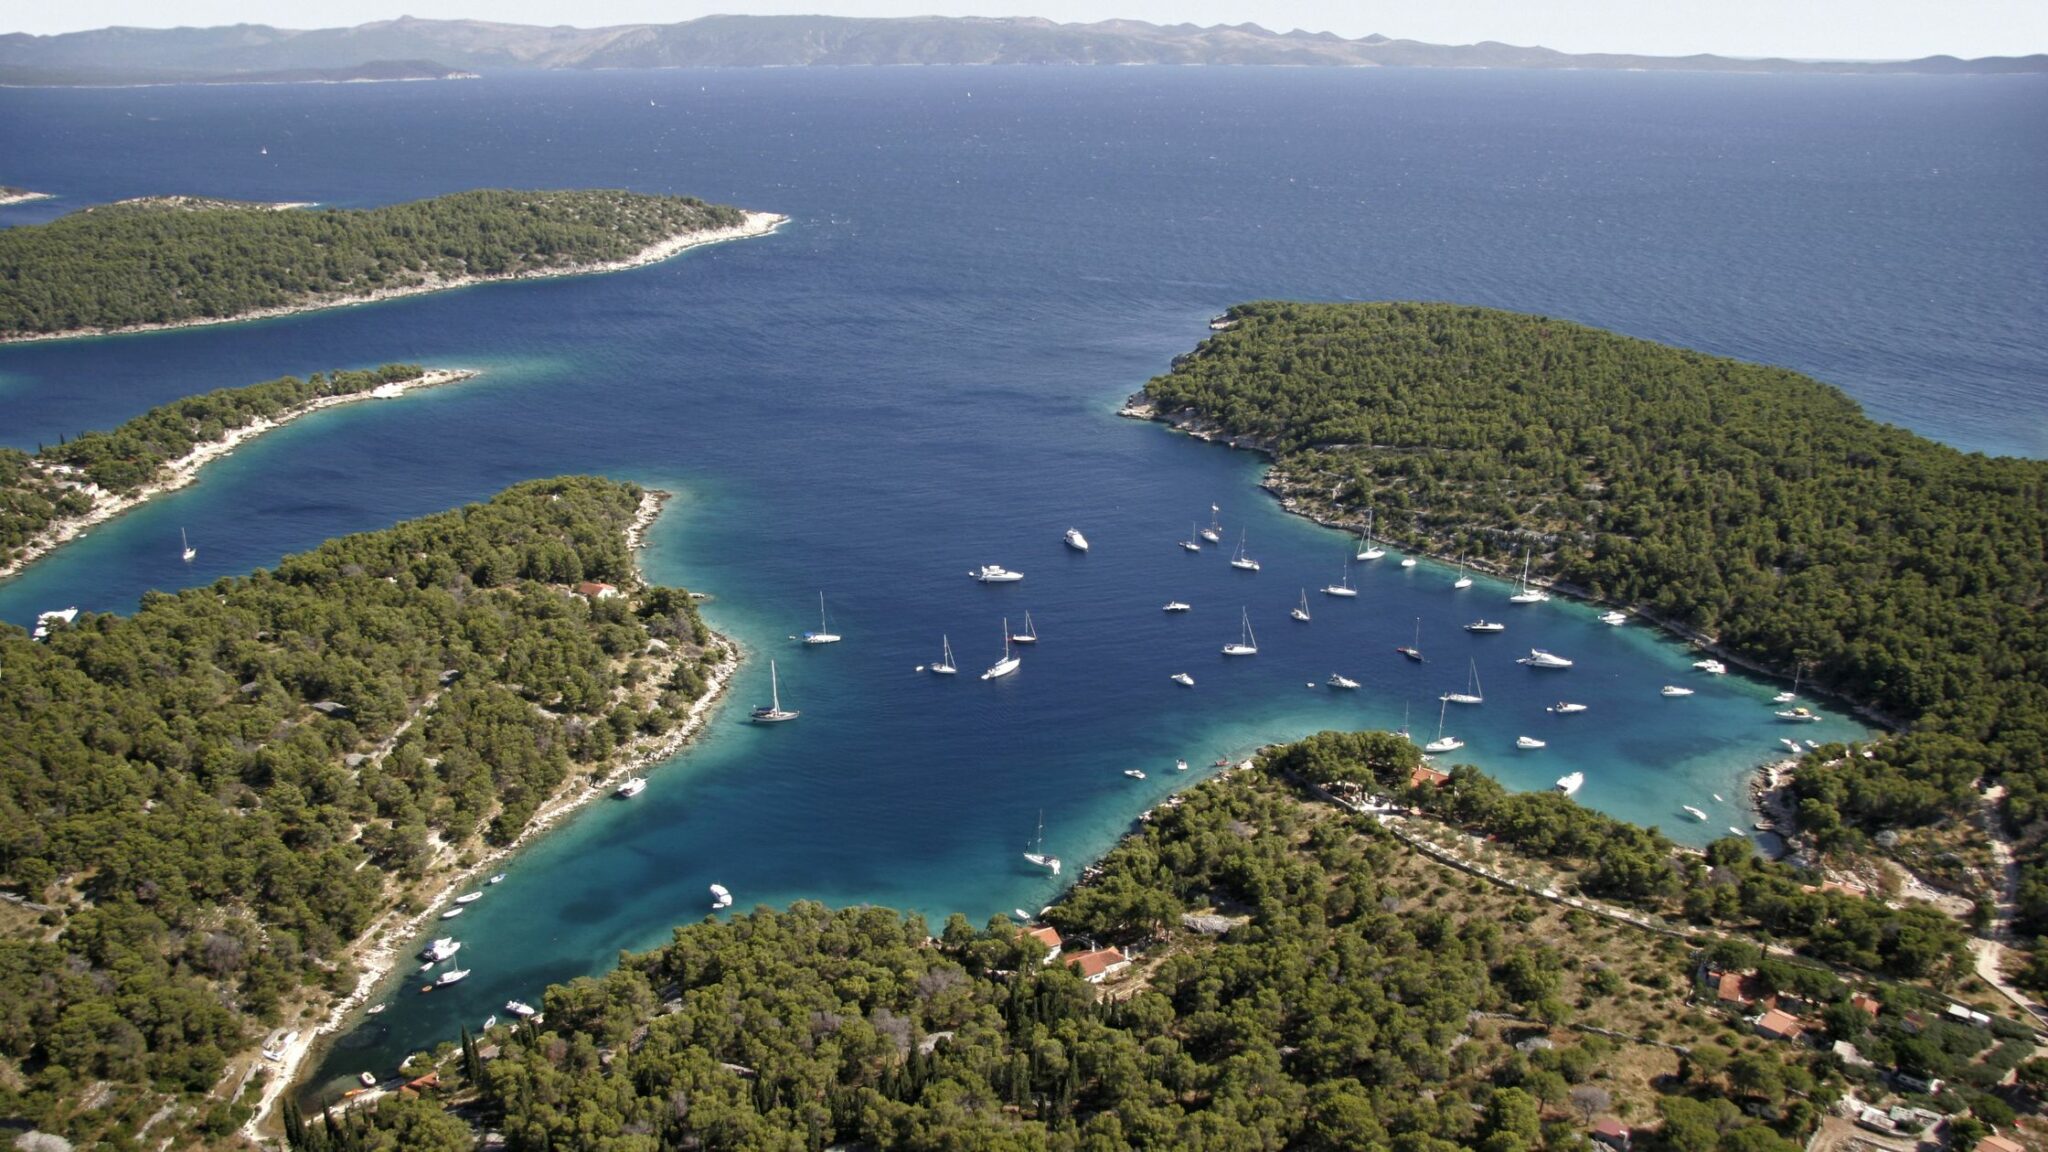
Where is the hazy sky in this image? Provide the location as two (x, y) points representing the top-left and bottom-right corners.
(9, 0), (2044, 59)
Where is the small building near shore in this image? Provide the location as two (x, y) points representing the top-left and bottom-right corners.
(1067, 947), (1131, 984)
(1026, 925), (1063, 962)
(1409, 764), (1450, 789)
(576, 581), (621, 600)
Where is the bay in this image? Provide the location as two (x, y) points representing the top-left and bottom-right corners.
(0, 66), (2039, 1094)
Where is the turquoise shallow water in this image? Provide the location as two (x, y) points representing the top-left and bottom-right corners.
(2, 67), (2039, 1095)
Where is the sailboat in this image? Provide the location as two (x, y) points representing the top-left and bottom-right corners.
(1395, 618), (1423, 661)
(1291, 590), (1311, 622)
(1201, 504), (1223, 544)
(1221, 608), (1258, 656)
(1508, 549), (1550, 603)
(1229, 530), (1260, 571)
(1181, 522), (1203, 552)
(801, 592), (841, 644)
(1356, 510), (1386, 560)
(749, 660), (800, 722)
(1023, 812), (1061, 875)
(1423, 697), (1463, 753)
(1322, 556), (1358, 597)
(1441, 659), (1483, 704)
(981, 620), (1021, 680)
(180, 528), (196, 562)
(1773, 665), (1802, 705)
(1010, 611), (1038, 644)
(1451, 558), (1471, 589)
(928, 635), (957, 675)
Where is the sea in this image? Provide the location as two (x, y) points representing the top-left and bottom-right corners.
(0, 67), (2041, 1096)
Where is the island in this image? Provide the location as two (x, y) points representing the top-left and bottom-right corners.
(0, 189), (784, 342)
(1127, 301), (2048, 982)
(275, 738), (2030, 1152)
(0, 363), (471, 578)
(0, 186), (54, 207)
(0, 477), (734, 1150)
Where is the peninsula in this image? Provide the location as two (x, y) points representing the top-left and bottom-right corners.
(0, 189), (783, 342)
(0, 363), (471, 579)
(1127, 301), (2048, 974)
(0, 476), (735, 1150)
(0, 186), (53, 207)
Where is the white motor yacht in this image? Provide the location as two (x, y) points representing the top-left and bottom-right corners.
(616, 777), (648, 797)
(1170, 672), (1195, 686)
(1518, 649), (1574, 669)
(1661, 686), (1695, 697)
(1163, 601), (1191, 613)
(1547, 702), (1588, 714)
(1064, 528), (1089, 552)
(1524, 737), (1553, 752)
(1464, 619), (1505, 633)
(1599, 610), (1627, 626)
(1327, 673), (1360, 690)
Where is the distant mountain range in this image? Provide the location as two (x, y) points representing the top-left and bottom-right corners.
(2, 15), (2041, 86)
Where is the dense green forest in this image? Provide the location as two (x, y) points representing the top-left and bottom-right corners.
(0, 189), (749, 338)
(1141, 303), (2048, 941)
(0, 477), (722, 1148)
(0, 363), (426, 563)
(317, 750), (2035, 1152)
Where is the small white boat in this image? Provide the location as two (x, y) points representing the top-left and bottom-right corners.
(1221, 608), (1258, 656)
(439, 906), (465, 920)
(1554, 770), (1581, 794)
(1124, 769), (1147, 780)
(481, 1015), (496, 1030)
(1524, 737), (1552, 751)
(710, 883), (733, 909)
(1399, 555), (1416, 568)
(1693, 658), (1727, 675)
(1013, 908), (1033, 921)
(31, 606), (77, 641)
(1290, 590), (1311, 622)
(1599, 610), (1627, 626)
(1229, 530), (1260, 571)
(929, 635), (957, 675)
(616, 777), (648, 797)
(1548, 701), (1587, 714)
(1010, 611), (1038, 644)
(431, 968), (470, 988)
(488, 873), (506, 884)
(1781, 737), (1802, 752)
(1683, 806), (1708, 821)
(1441, 658), (1483, 705)
(1327, 673), (1359, 690)
(1201, 504), (1223, 543)
(1422, 698), (1462, 753)
(1356, 510), (1386, 560)
(972, 564), (1025, 583)
(1518, 649), (1574, 669)
(1508, 548), (1550, 603)
(751, 660), (801, 721)
(1464, 619), (1505, 633)
(181, 527), (197, 563)
(1175, 759), (1189, 772)
(506, 1000), (538, 1018)
(1729, 826), (1746, 836)
(1162, 601), (1191, 613)
(1452, 558), (1473, 589)
(359, 1071), (378, 1088)
(1776, 707), (1821, 722)
(421, 937), (460, 962)
(1023, 812), (1061, 875)
(801, 592), (841, 645)
(1803, 739), (1820, 749)
(1170, 672), (1195, 686)
(982, 620), (1022, 680)
(1661, 686), (1694, 697)
(1182, 522), (1203, 552)
(366, 1004), (386, 1016)
(1064, 528), (1089, 552)
(454, 891), (483, 904)
(1713, 793), (1724, 802)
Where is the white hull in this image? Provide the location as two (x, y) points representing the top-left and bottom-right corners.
(1683, 806), (1708, 821)
(1524, 738), (1553, 753)
(1599, 611), (1627, 626)
(1465, 620), (1505, 633)
(1290, 610), (1309, 621)
(1440, 693), (1482, 705)
(1548, 702), (1587, 714)
(1327, 674), (1359, 689)
(1518, 649), (1573, 669)
(1064, 529), (1089, 552)
(1452, 577), (1472, 589)
(1170, 673), (1194, 686)
(1230, 559), (1260, 571)
(1661, 686), (1694, 697)
(1693, 659), (1727, 675)
(973, 566), (1024, 583)
(1399, 557), (1416, 568)
(1776, 708), (1820, 722)
(1508, 591), (1549, 604)
(802, 633), (841, 645)
(982, 656), (1021, 680)
(1200, 530), (1221, 543)
(1221, 645), (1257, 656)
(1358, 547), (1385, 561)
(1322, 585), (1357, 597)
(1023, 852), (1061, 875)
(1423, 737), (1463, 753)
(1554, 771), (1581, 793)
(616, 778), (647, 797)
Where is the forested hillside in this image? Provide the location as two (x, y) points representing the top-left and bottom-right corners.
(1139, 302), (2048, 941)
(0, 189), (748, 338)
(316, 748), (2038, 1152)
(0, 477), (723, 1147)
(0, 362), (424, 564)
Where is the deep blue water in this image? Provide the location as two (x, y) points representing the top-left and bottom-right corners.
(1, 68), (2040, 1094)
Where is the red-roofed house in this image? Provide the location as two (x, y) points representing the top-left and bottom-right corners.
(1591, 1119), (1631, 1150)
(1067, 947), (1131, 984)
(1027, 925), (1063, 962)
(576, 581), (621, 600)
(1756, 1008), (1804, 1042)
(1409, 764), (1450, 789)
(1715, 971), (1756, 1006)
(1851, 993), (1881, 1018)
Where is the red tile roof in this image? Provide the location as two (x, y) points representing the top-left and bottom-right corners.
(1068, 947), (1130, 982)
(1757, 1008), (1804, 1040)
(1027, 925), (1063, 951)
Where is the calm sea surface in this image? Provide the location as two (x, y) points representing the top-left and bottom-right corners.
(0, 68), (2040, 1092)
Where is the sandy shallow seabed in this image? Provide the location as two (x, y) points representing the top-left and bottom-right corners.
(247, 489), (739, 1138)
(0, 368), (476, 583)
(0, 210), (787, 345)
